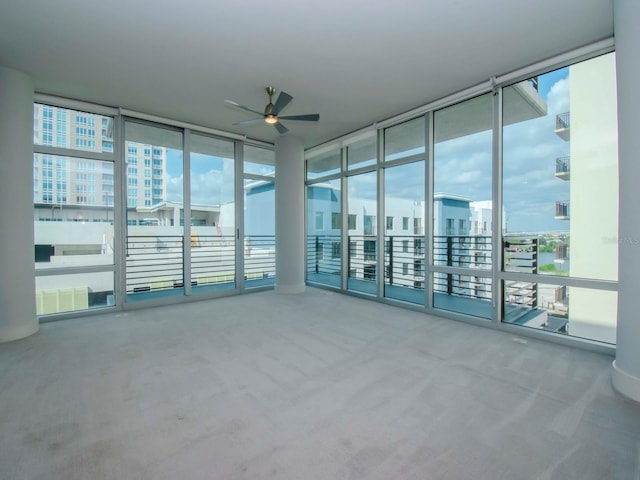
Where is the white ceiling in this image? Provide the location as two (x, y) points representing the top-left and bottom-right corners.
(0, 0), (613, 149)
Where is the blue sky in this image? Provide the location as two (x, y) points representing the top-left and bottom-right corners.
(163, 67), (570, 233)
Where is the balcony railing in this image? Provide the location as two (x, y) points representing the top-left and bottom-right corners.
(555, 156), (570, 180)
(126, 235), (184, 293)
(555, 201), (570, 220)
(433, 235), (492, 269)
(555, 112), (570, 141)
(244, 235), (276, 285)
(126, 234), (271, 294)
(306, 234), (341, 276)
(556, 112), (570, 129)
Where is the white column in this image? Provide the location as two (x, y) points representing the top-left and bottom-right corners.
(0, 66), (38, 342)
(612, 0), (640, 402)
(274, 135), (305, 293)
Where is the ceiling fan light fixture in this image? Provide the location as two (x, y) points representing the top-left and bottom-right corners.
(264, 114), (278, 124)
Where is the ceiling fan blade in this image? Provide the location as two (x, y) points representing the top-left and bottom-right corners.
(233, 118), (264, 126)
(278, 114), (320, 122)
(224, 99), (263, 116)
(273, 91), (293, 115)
(275, 122), (289, 134)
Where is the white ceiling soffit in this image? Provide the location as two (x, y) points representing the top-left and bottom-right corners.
(0, 0), (614, 148)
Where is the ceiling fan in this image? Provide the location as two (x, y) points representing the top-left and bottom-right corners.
(225, 87), (320, 134)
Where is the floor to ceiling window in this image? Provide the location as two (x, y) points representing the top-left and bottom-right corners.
(124, 120), (185, 300)
(33, 103), (116, 315)
(244, 144), (276, 288)
(432, 93), (493, 318)
(382, 118), (426, 304)
(304, 48), (619, 347)
(189, 133), (236, 293)
(346, 170), (378, 295)
(502, 52), (618, 344)
(306, 146), (342, 288)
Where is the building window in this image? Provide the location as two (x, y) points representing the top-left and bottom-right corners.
(402, 217), (409, 230)
(364, 240), (376, 261)
(348, 214), (357, 230)
(331, 212), (341, 229)
(315, 211), (324, 230)
(386, 216), (393, 230)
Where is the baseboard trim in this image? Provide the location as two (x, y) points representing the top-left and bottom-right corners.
(612, 360), (640, 403)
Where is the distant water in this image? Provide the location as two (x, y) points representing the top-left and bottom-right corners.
(539, 251), (569, 270)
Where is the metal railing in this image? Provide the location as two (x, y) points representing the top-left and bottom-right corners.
(126, 235), (184, 293)
(503, 237), (539, 310)
(306, 235), (341, 277)
(190, 235), (236, 286)
(555, 201), (569, 218)
(384, 235), (425, 288)
(433, 235), (492, 269)
(244, 235), (276, 282)
(347, 235), (376, 280)
(556, 112), (570, 129)
(555, 156), (570, 174)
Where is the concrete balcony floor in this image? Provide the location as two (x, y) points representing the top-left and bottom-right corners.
(1, 287), (638, 479)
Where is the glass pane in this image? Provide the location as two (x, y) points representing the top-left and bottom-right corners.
(306, 147), (341, 180)
(190, 134), (236, 293)
(245, 178), (276, 288)
(503, 281), (616, 344)
(244, 144), (275, 176)
(384, 116), (425, 161)
(433, 93), (493, 272)
(384, 161), (425, 304)
(307, 178), (341, 287)
(34, 154), (114, 268)
(36, 271), (114, 315)
(503, 53), (618, 281)
(347, 134), (376, 170)
(125, 122), (184, 299)
(433, 273), (492, 319)
(347, 171), (377, 294)
(34, 104), (114, 153)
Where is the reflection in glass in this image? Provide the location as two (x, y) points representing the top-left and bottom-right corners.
(347, 172), (377, 294)
(33, 104), (114, 153)
(307, 178), (341, 287)
(384, 161), (425, 304)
